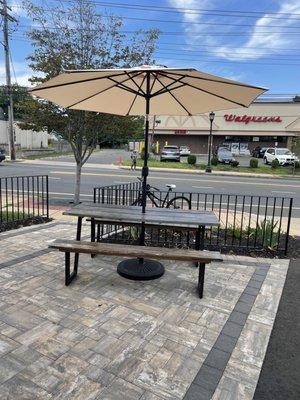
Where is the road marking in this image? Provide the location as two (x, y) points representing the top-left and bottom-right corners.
(50, 170), (300, 188)
(192, 186), (213, 189)
(49, 191), (93, 197)
(49, 177), (61, 180)
(271, 191), (295, 194)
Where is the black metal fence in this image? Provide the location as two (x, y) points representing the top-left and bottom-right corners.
(0, 175), (49, 226)
(93, 181), (293, 255)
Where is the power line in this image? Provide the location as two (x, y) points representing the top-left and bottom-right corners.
(14, 26), (300, 36)
(154, 50), (300, 62)
(9, 34), (300, 66)
(45, 0), (300, 20)
(10, 4), (300, 30)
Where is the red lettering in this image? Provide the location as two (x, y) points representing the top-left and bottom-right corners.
(224, 114), (235, 122)
(224, 115), (282, 124)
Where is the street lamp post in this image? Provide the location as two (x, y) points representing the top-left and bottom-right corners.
(205, 111), (215, 173)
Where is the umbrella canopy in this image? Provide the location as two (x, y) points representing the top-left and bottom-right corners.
(30, 65), (267, 216)
(30, 66), (267, 280)
(30, 66), (267, 116)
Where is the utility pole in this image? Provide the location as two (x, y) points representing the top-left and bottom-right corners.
(1, 0), (17, 160)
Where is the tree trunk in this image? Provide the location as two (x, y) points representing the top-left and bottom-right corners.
(74, 161), (82, 204)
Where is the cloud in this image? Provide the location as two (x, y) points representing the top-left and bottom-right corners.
(0, 61), (32, 87)
(216, 0), (300, 60)
(168, 0), (300, 61)
(10, 0), (29, 19)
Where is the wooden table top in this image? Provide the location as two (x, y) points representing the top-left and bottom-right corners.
(64, 203), (219, 229)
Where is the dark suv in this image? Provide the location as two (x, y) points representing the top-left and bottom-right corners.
(0, 149), (5, 163)
(251, 146), (267, 158)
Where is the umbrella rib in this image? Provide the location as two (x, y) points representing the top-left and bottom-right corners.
(65, 72), (143, 109)
(149, 72), (159, 94)
(150, 75), (186, 97)
(181, 81), (248, 108)
(124, 72), (146, 96)
(107, 77), (143, 97)
(158, 71), (248, 107)
(30, 71), (127, 93)
(159, 71), (266, 91)
(126, 73), (147, 115)
(155, 75), (192, 115)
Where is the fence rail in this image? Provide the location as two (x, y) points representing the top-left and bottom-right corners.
(0, 175), (49, 226)
(93, 181), (293, 255)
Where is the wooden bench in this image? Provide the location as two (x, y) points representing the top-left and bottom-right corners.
(50, 239), (222, 298)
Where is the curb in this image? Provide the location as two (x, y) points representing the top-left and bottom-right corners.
(120, 166), (300, 180)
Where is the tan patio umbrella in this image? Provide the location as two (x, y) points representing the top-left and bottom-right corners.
(30, 65), (267, 279)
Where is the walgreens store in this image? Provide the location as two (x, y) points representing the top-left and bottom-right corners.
(152, 101), (300, 155)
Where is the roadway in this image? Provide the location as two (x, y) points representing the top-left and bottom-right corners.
(0, 149), (299, 218)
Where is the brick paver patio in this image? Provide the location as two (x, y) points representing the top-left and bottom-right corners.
(0, 221), (289, 399)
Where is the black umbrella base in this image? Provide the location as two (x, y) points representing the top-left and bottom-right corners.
(117, 258), (165, 281)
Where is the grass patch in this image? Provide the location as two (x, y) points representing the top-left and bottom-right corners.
(0, 210), (32, 221)
(24, 150), (74, 160)
(123, 159), (199, 170)
(122, 159), (300, 176)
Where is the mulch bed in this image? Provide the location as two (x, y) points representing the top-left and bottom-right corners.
(0, 217), (52, 233)
(102, 226), (299, 259)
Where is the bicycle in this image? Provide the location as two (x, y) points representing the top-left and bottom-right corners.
(132, 178), (191, 209)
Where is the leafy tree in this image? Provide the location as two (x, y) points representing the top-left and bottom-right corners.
(21, 0), (159, 203)
(0, 84), (29, 120)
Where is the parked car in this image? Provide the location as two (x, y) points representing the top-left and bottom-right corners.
(179, 146), (191, 156)
(0, 149), (6, 163)
(217, 147), (235, 164)
(251, 146), (268, 158)
(263, 147), (299, 165)
(160, 145), (180, 162)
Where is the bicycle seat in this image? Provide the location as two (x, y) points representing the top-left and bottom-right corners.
(166, 184), (176, 189)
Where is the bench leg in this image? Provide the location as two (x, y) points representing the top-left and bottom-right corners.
(195, 226), (205, 267)
(91, 217), (96, 258)
(65, 252), (78, 285)
(198, 262), (206, 298)
(74, 217), (82, 269)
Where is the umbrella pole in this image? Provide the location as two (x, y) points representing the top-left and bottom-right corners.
(141, 71), (150, 215)
(117, 71), (164, 281)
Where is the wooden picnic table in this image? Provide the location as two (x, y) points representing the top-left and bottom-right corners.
(63, 202), (220, 279)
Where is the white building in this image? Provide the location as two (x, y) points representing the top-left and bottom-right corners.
(0, 120), (48, 151)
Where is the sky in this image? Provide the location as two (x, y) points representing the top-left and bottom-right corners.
(2, 0), (300, 99)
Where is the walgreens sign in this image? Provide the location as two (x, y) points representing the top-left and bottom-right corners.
(224, 114), (282, 124)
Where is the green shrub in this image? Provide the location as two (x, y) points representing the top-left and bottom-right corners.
(231, 160), (239, 167)
(250, 158), (258, 168)
(150, 144), (157, 155)
(294, 160), (300, 169)
(140, 148), (148, 160)
(187, 154), (196, 165)
(211, 156), (218, 166)
(271, 159), (280, 169)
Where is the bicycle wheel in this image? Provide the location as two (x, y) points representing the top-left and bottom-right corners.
(131, 196), (142, 206)
(166, 196), (191, 210)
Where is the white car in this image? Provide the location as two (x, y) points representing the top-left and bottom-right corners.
(263, 147), (299, 166)
(160, 145), (181, 162)
(179, 146), (191, 156)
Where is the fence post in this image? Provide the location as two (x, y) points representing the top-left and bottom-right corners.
(284, 197), (293, 255)
(46, 175), (49, 219)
